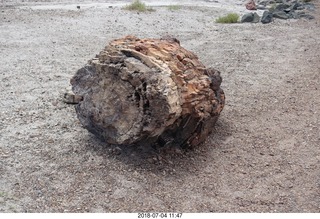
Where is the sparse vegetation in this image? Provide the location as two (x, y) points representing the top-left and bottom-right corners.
(216, 13), (239, 23)
(167, 5), (181, 11)
(123, 0), (155, 12)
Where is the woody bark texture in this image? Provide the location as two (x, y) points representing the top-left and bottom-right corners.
(71, 36), (225, 148)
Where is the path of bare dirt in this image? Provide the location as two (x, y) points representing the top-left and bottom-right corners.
(0, 0), (319, 213)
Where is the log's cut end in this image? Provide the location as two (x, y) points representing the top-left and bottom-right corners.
(71, 35), (225, 148)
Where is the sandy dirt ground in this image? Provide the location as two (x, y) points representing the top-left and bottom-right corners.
(0, 0), (319, 213)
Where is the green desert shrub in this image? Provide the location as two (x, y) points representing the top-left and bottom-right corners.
(123, 0), (155, 12)
(216, 13), (239, 23)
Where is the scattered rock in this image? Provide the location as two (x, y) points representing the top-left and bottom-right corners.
(241, 13), (254, 23)
(254, 0), (316, 23)
(246, 0), (257, 10)
(299, 14), (315, 20)
(273, 11), (289, 19)
(257, 5), (267, 10)
(62, 89), (83, 104)
(288, 11), (299, 19)
(296, 6), (305, 10)
(258, 0), (269, 6)
(295, 11), (314, 19)
(275, 3), (291, 11)
(241, 12), (260, 23)
(304, 3), (315, 11)
(261, 11), (273, 24)
(290, 2), (302, 10)
(253, 12), (260, 23)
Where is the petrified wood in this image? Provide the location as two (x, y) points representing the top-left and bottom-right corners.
(71, 36), (225, 149)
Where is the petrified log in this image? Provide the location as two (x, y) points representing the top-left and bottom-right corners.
(71, 35), (225, 149)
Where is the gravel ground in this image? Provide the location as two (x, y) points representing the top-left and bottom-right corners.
(0, 0), (319, 213)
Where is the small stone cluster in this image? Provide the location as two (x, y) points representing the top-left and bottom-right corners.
(242, 0), (315, 24)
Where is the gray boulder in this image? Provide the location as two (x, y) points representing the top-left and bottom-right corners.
(290, 2), (303, 10)
(273, 11), (289, 19)
(241, 13), (254, 23)
(258, 1), (270, 6)
(296, 6), (305, 10)
(253, 12), (261, 23)
(275, 3), (291, 11)
(288, 11), (299, 19)
(299, 14), (315, 20)
(304, 3), (315, 11)
(241, 12), (260, 23)
(261, 11), (273, 24)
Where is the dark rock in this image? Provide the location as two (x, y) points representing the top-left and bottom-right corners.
(258, 1), (269, 6)
(290, 2), (302, 10)
(241, 13), (254, 23)
(253, 12), (260, 23)
(288, 11), (299, 19)
(296, 6), (305, 10)
(275, 3), (291, 11)
(261, 11), (273, 24)
(284, 8), (291, 13)
(77, 6), (80, 9)
(273, 11), (289, 19)
(299, 14), (315, 20)
(304, 3), (315, 11)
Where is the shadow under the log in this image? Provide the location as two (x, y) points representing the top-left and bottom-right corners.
(83, 116), (232, 174)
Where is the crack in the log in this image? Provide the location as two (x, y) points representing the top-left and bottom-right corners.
(120, 49), (162, 70)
